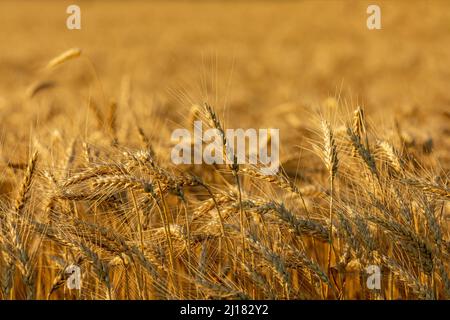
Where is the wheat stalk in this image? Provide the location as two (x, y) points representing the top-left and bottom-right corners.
(46, 48), (82, 69)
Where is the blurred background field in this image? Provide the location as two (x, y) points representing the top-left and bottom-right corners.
(0, 0), (449, 166)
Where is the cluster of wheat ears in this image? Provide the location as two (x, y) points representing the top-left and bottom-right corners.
(0, 49), (449, 300)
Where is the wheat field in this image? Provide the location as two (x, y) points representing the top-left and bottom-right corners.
(0, 0), (449, 300)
